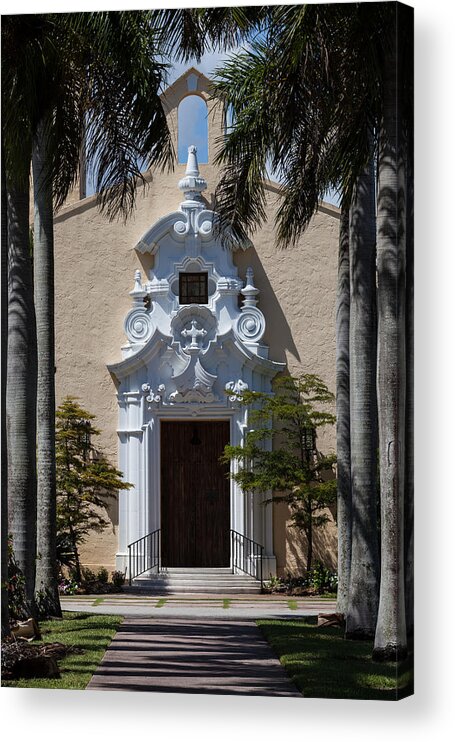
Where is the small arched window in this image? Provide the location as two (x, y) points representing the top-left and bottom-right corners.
(178, 95), (208, 164)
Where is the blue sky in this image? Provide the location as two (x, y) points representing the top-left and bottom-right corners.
(86, 51), (227, 195)
(170, 51), (341, 206)
(177, 96), (209, 164)
(89, 49), (340, 206)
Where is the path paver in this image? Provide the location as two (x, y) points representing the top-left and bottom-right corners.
(61, 593), (336, 619)
(86, 618), (302, 697)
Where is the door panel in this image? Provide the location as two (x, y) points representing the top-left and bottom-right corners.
(161, 420), (230, 567)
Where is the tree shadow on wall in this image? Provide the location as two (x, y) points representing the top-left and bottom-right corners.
(286, 513), (338, 575)
(234, 246), (301, 365)
(105, 494), (119, 530)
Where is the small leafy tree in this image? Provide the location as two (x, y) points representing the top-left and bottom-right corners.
(222, 374), (337, 572)
(56, 397), (132, 583)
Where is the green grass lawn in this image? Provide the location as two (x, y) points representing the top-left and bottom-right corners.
(2, 612), (122, 690)
(258, 618), (414, 700)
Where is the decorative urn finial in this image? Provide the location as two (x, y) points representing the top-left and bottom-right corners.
(241, 267), (260, 308)
(129, 270), (147, 306)
(185, 144), (200, 176)
(178, 145), (207, 207)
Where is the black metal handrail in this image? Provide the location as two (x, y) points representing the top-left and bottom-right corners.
(230, 529), (264, 591)
(127, 529), (160, 586)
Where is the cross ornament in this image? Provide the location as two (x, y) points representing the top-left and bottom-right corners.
(181, 320), (207, 350)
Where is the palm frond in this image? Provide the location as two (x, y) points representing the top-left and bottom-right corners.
(212, 2), (404, 248)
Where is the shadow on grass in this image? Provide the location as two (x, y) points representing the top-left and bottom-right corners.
(258, 617), (414, 701)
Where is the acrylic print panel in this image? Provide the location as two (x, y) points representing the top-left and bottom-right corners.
(2, 0), (413, 703)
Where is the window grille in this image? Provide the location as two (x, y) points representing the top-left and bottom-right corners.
(179, 272), (208, 304)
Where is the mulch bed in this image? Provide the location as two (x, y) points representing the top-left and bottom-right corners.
(263, 586), (331, 596)
(71, 581), (123, 595)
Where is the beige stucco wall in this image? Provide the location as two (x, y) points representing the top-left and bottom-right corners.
(234, 192), (339, 576)
(53, 68), (340, 576)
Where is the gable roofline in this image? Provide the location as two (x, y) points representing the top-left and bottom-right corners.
(53, 172), (340, 225)
(160, 66), (212, 104)
(263, 178), (340, 219)
(53, 65), (340, 224)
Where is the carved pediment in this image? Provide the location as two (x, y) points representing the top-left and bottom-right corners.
(171, 355), (218, 402)
(169, 389), (216, 404)
(170, 305), (216, 353)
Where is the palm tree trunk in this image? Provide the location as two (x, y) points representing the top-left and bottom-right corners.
(33, 122), (62, 617)
(336, 207), (351, 615)
(6, 177), (38, 617)
(306, 505), (313, 572)
(404, 161), (414, 640)
(69, 522), (82, 585)
(373, 11), (407, 660)
(1, 147), (10, 637)
(345, 157), (380, 639)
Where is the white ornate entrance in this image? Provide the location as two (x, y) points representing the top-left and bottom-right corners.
(108, 146), (284, 577)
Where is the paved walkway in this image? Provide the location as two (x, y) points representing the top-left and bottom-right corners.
(86, 617), (302, 696)
(61, 593), (336, 619)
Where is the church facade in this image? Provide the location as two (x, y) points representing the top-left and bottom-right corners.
(53, 68), (340, 580)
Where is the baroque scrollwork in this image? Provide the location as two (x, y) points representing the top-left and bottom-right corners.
(235, 307), (265, 344)
(173, 209), (213, 239)
(142, 383), (166, 406)
(124, 308), (153, 343)
(225, 379), (249, 402)
(169, 389), (216, 404)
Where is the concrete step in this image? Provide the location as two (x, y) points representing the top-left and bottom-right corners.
(133, 578), (257, 587)
(158, 580), (255, 586)
(145, 575), (255, 582)
(159, 567), (233, 577)
(127, 568), (262, 594)
(134, 570), (257, 580)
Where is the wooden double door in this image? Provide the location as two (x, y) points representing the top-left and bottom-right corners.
(160, 420), (230, 567)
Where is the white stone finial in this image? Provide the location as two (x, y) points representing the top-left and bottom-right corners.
(185, 145), (200, 177)
(133, 270), (142, 292)
(129, 270), (147, 305)
(241, 266), (260, 308)
(178, 145), (207, 206)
